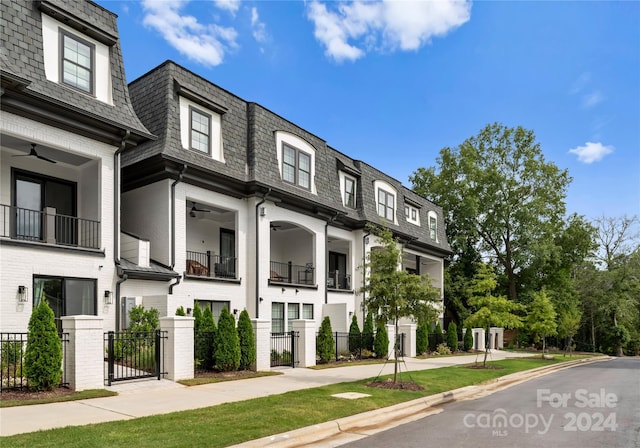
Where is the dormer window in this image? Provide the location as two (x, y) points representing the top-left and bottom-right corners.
(190, 107), (211, 154)
(405, 203), (420, 226)
(61, 30), (94, 94)
(343, 175), (356, 208)
(428, 211), (438, 240)
(282, 143), (311, 190)
(378, 189), (395, 221)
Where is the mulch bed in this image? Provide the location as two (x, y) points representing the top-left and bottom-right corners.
(194, 370), (259, 379)
(1, 387), (75, 402)
(366, 379), (424, 391)
(465, 364), (504, 370)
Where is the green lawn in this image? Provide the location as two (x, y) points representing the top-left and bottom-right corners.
(1, 357), (588, 448)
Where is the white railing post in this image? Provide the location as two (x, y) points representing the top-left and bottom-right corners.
(291, 319), (316, 368)
(252, 318), (271, 371)
(61, 316), (104, 391)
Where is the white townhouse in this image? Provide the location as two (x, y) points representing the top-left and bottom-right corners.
(0, 0), (158, 332)
(121, 61), (452, 333)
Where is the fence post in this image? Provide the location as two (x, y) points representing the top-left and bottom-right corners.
(60, 316), (105, 391)
(159, 316), (194, 381)
(334, 331), (339, 362)
(287, 261), (293, 283)
(251, 318), (271, 371)
(399, 323), (417, 357)
(291, 319), (316, 368)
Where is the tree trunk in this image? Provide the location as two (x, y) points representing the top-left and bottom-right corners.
(483, 325), (489, 367)
(591, 312), (596, 353)
(393, 313), (399, 383)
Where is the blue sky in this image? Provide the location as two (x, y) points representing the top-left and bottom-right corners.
(99, 0), (639, 221)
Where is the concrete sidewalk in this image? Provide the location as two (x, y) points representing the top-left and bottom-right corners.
(0, 351), (534, 437)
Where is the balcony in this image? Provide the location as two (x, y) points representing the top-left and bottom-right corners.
(327, 270), (351, 290)
(0, 204), (100, 250)
(269, 261), (315, 286)
(186, 250), (237, 279)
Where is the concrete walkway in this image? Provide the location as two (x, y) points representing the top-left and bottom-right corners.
(0, 351), (533, 437)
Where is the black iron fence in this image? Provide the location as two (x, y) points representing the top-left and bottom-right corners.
(269, 261), (315, 285)
(0, 204), (100, 249)
(186, 250), (237, 279)
(1, 332), (69, 392)
(104, 330), (167, 386)
(316, 332), (408, 362)
(270, 331), (299, 367)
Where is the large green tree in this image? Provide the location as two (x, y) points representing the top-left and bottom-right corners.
(360, 225), (440, 382)
(411, 123), (571, 302)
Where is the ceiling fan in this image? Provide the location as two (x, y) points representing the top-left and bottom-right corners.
(190, 202), (211, 218)
(12, 144), (57, 164)
(270, 223), (282, 231)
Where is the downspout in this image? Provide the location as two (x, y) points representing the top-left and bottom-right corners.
(324, 212), (340, 304)
(362, 229), (371, 323)
(255, 188), (271, 318)
(169, 164), (187, 294)
(114, 130), (129, 331)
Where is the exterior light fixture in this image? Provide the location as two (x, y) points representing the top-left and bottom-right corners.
(17, 285), (28, 302)
(104, 290), (113, 305)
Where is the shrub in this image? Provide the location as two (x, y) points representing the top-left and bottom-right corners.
(215, 308), (240, 371)
(436, 343), (452, 355)
(237, 310), (256, 370)
(416, 322), (429, 355)
(374, 323), (389, 359)
(447, 322), (459, 352)
(24, 300), (62, 391)
(463, 326), (473, 351)
(348, 315), (361, 352)
(195, 307), (217, 370)
(128, 305), (159, 333)
(317, 316), (335, 363)
(175, 306), (186, 316)
(363, 312), (375, 351)
(434, 322), (444, 346)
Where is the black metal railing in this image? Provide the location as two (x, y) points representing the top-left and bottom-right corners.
(269, 261), (315, 285)
(326, 271), (351, 290)
(316, 332), (405, 362)
(104, 330), (167, 386)
(0, 204), (100, 249)
(1, 332), (69, 392)
(186, 250), (237, 279)
(270, 331), (299, 367)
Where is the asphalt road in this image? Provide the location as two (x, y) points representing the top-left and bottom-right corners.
(341, 357), (640, 448)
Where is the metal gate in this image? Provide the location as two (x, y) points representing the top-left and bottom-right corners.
(104, 330), (167, 385)
(270, 331), (299, 367)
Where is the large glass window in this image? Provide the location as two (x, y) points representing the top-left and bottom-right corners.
(272, 302), (285, 333)
(302, 303), (314, 320)
(195, 300), (230, 324)
(33, 276), (96, 331)
(190, 107), (211, 153)
(377, 189), (395, 221)
(60, 30), (94, 94)
(282, 143), (311, 189)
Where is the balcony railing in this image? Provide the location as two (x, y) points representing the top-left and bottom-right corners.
(0, 204), (100, 249)
(186, 250), (237, 279)
(327, 271), (351, 290)
(269, 261), (315, 286)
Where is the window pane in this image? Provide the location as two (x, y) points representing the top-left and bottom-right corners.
(272, 302), (284, 333)
(211, 301), (229, 324)
(283, 164), (295, 183)
(303, 304), (313, 320)
(287, 303), (300, 332)
(65, 279), (96, 316)
(299, 153), (310, 172)
(298, 171), (309, 188)
(283, 146), (295, 165)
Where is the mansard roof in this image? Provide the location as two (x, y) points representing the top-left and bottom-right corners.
(0, 0), (152, 146)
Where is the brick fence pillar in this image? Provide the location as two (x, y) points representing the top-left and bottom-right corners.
(252, 318), (271, 371)
(291, 319), (316, 368)
(159, 316), (194, 381)
(399, 323), (417, 357)
(61, 316), (104, 391)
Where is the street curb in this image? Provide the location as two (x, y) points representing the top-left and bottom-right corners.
(228, 356), (611, 448)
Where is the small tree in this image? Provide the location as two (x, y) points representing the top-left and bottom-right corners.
(447, 322), (459, 352)
(416, 321), (429, 355)
(237, 310), (256, 370)
(193, 304), (203, 331)
(465, 263), (524, 367)
(360, 225), (440, 382)
(434, 322), (444, 346)
(24, 299), (62, 391)
(526, 290), (557, 356)
(197, 306), (217, 370)
(348, 315), (361, 353)
(317, 316), (335, 363)
(175, 306), (186, 316)
(215, 308), (240, 371)
(463, 326), (473, 351)
(557, 302), (581, 356)
(363, 313), (375, 351)
(374, 322), (389, 359)
(128, 305), (159, 333)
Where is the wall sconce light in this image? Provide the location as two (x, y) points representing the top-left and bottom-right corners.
(104, 290), (113, 305)
(281, 287), (286, 293)
(187, 307), (193, 315)
(17, 285), (28, 302)
(233, 309), (238, 315)
(259, 206), (266, 217)
(259, 297), (264, 302)
(349, 311), (353, 317)
(295, 289), (299, 294)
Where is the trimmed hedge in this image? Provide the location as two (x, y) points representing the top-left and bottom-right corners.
(317, 316), (335, 363)
(237, 309), (256, 370)
(374, 323), (389, 359)
(24, 300), (62, 391)
(215, 308), (240, 371)
(447, 322), (459, 352)
(348, 315), (361, 352)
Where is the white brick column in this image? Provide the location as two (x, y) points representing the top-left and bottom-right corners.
(252, 318), (271, 371)
(291, 319), (316, 368)
(61, 316), (104, 391)
(386, 324), (396, 359)
(159, 316), (194, 381)
(472, 328), (486, 351)
(399, 323), (417, 358)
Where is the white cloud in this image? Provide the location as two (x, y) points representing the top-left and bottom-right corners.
(251, 7), (267, 43)
(307, 0), (471, 62)
(583, 91), (604, 109)
(569, 142), (614, 164)
(569, 72), (590, 95)
(214, 0), (240, 14)
(141, 0), (238, 67)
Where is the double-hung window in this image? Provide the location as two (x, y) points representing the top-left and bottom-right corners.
(344, 177), (356, 208)
(190, 107), (212, 154)
(429, 215), (438, 240)
(60, 30), (94, 94)
(377, 189), (395, 221)
(282, 144), (311, 189)
(272, 302), (285, 333)
(287, 303), (300, 332)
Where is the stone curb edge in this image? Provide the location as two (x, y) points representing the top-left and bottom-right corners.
(229, 356), (612, 448)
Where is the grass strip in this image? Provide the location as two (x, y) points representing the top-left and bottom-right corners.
(1, 357), (583, 447)
(178, 371), (281, 386)
(0, 389), (117, 408)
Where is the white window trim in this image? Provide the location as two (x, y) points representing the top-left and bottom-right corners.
(179, 96), (223, 162)
(275, 132), (317, 194)
(428, 211), (438, 241)
(405, 203), (421, 226)
(373, 180), (398, 225)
